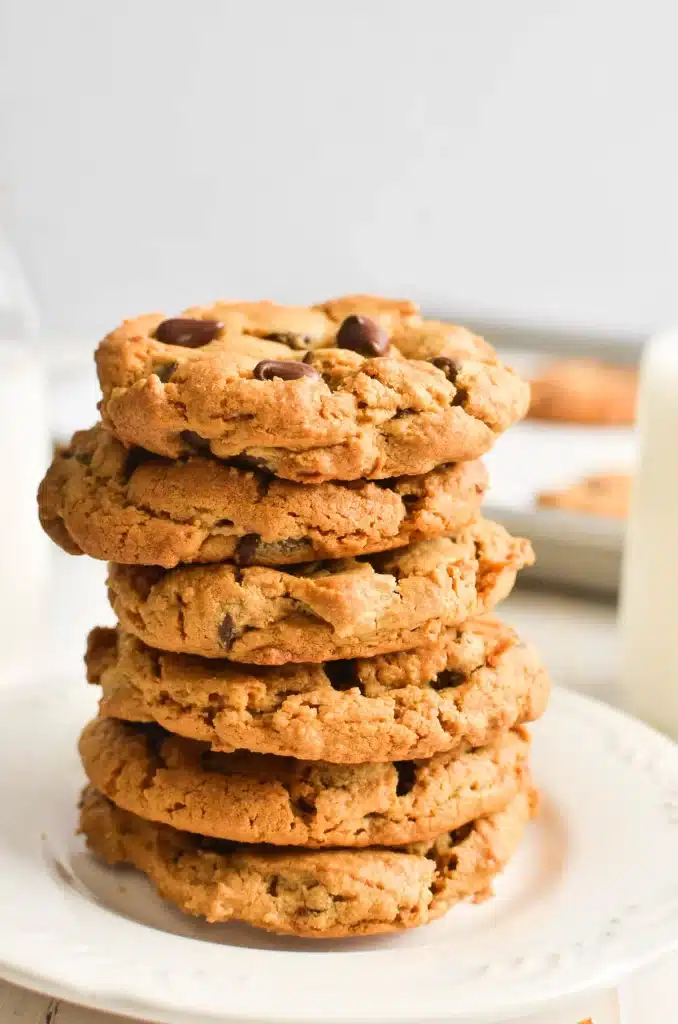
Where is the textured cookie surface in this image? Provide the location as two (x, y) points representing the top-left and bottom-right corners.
(88, 618), (549, 762)
(95, 294), (529, 482)
(79, 786), (534, 937)
(106, 520), (533, 663)
(528, 359), (637, 425)
(38, 424), (487, 567)
(537, 471), (631, 519)
(79, 716), (530, 847)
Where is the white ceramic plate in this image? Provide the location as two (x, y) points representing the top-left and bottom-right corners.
(0, 677), (677, 1023)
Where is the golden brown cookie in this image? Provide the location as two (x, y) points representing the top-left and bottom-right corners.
(528, 359), (637, 425)
(87, 619), (549, 763)
(79, 717), (530, 848)
(95, 295), (529, 483)
(106, 520), (533, 663)
(537, 471), (631, 519)
(38, 424), (487, 567)
(79, 785), (535, 937)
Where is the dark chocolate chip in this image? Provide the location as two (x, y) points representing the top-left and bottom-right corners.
(219, 614), (235, 648)
(252, 360), (321, 382)
(293, 796), (316, 817)
(267, 876), (280, 897)
(452, 385), (468, 407)
(430, 356), (460, 382)
(302, 351), (316, 364)
(154, 361), (179, 383)
(335, 315), (390, 357)
(395, 761), (417, 797)
(324, 660), (360, 692)
(430, 668), (466, 691)
(74, 451), (93, 466)
(180, 430), (211, 453)
(234, 533), (260, 566)
(123, 446), (155, 480)
(263, 332), (313, 351)
(154, 318), (223, 348)
(448, 821), (475, 846)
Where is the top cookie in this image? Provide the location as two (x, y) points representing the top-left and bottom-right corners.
(96, 295), (529, 482)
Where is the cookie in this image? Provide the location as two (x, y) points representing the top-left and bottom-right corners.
(79, 785), (534, 937)
(537, 471), (631, 519)
(79, 716), (530, 848)
(38, 423), (487, 567)
(106, 520), (533, 663)
(87, 618), (549, 763)
(95, 295), (529, 483)
(528, 359), (637, 425)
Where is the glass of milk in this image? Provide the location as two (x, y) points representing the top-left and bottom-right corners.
(0, 231), (49, 674)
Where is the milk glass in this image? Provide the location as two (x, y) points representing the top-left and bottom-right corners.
(0, 231), (49, 672)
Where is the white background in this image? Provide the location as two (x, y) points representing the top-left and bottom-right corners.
(1, 0), (678, 346)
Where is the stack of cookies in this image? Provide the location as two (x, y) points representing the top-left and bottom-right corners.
(38, 295), (550, 938)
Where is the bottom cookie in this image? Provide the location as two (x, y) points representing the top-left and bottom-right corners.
(79, 785), (536, 938)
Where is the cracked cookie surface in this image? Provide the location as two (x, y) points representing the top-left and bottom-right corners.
(38, 424), (487, 567)
(95, 295), (529, 483)
(79, 785), (535, 937)
(106, 520), (533, 663)
(79, 716), (530, 847)
(87, 618), (549, 762)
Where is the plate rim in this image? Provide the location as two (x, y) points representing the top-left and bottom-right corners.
(0, 680), (677, 1023)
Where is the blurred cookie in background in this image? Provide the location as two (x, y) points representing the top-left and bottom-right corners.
(528, 359), (638, 425)
(537, 471), (631, 519)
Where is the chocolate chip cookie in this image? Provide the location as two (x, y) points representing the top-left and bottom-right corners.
(95, 295), (529, 483)
(87, 618), (549, 763)
(79, 716), (530, 848)
(38, 423), (487, 567)
(79, 785), (535, 937)
(106, 520), (533, 663)
(537, 471), (631, 519)
(528, 359), (637, 425)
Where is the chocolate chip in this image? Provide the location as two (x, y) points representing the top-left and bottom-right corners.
(263, 332), (313, 351)
(74, 451), (93, 466)
(219, 614), (235, 648)
(180, 430), (211, 453)
(448, 821), (474, 846)
(395, 761), (417, 797)
(267, 875), (280, 897)
(336, 315), (390, 357)
(430, 668), (466, 691)
(293, 796), (316, 817)
(154, 361), (179, 383)
(324, 660), (360, 692)
(123, 446), (155, 480)
(252, 360), (321, 382)
(154, 318), (223, 348)
(430, 356), (460, 382)
(234, 533), (260, 566)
